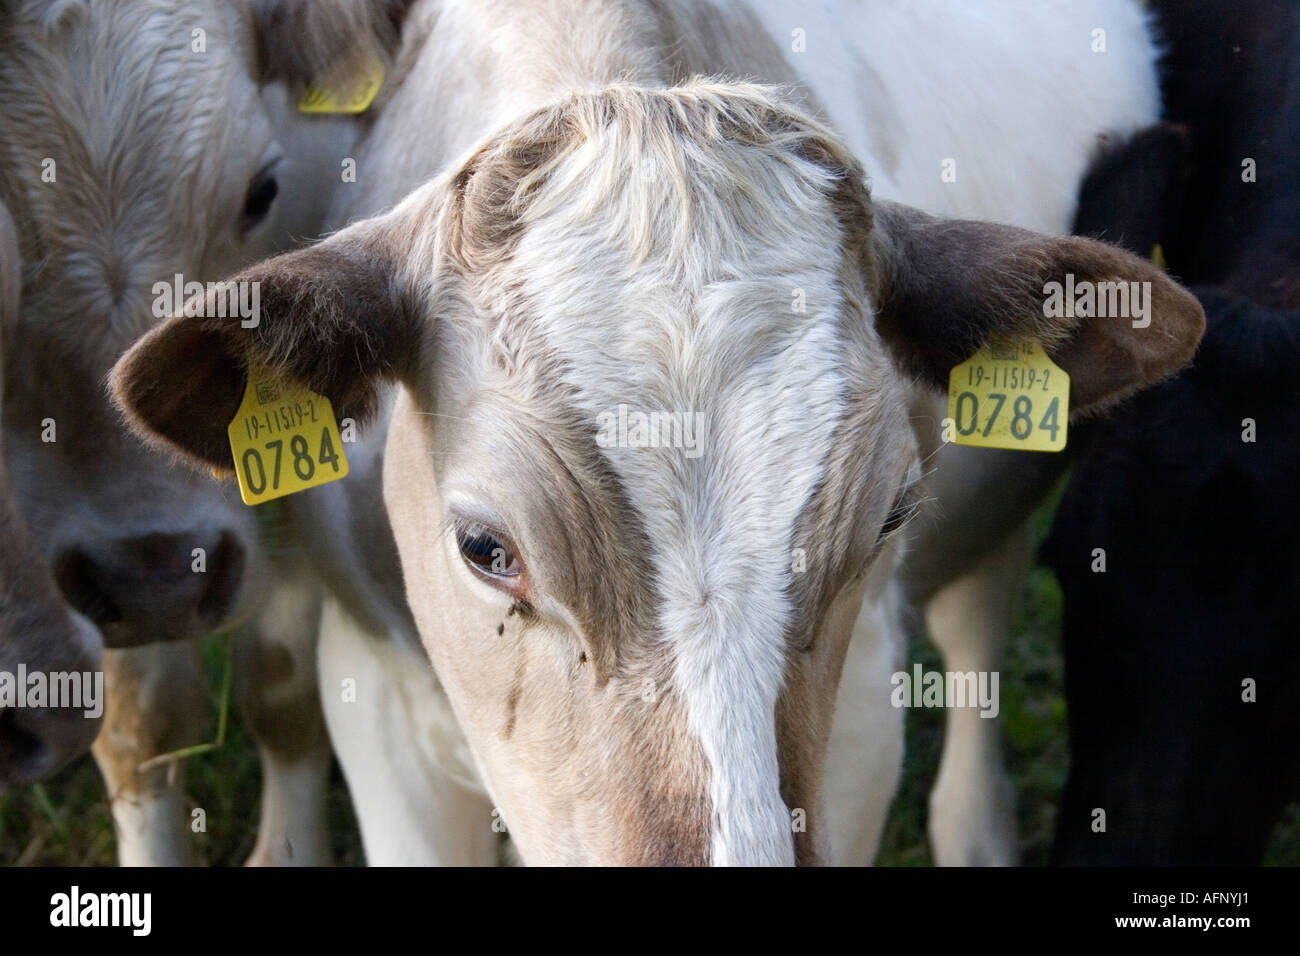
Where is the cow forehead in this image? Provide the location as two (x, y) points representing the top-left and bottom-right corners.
(1, 0), (264, 203)
(0, 0), (269, 346)
(509, 238), (854, 558)
(457, 87), (893, 546)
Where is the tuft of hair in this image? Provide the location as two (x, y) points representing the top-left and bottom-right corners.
(443, 80), (870, 275)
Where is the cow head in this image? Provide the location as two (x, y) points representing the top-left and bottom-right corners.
(0, 197), (102, 786)
(0, 0), (402, 645)
(112, 84), (1205, 862)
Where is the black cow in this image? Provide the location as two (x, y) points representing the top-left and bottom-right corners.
(1047, 0), (1300, 864)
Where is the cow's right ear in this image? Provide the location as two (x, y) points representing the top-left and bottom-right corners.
(250, 0), (416, 93)
(110, 217), (419, 472)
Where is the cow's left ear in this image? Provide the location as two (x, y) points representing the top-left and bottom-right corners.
(866, 200), (1205, 414)
(110, 213), (420, 472)
(250, 0), (416, 93)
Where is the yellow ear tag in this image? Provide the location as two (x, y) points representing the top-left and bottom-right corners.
(298, 61), (385, 115)
(946, 341), (1069, 453)
(227, 368), (349, 505)
(1150, 242), (1167, 271)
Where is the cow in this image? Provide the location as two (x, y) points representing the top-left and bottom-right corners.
(1047, 0), (1300, 864)
(0, 197), (103, 789)
(114, 0), (1205, 865)
(0, 0), (389, 864)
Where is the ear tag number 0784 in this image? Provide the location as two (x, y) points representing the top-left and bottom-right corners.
(946, 341), (1069, 453)
(227, 369), (349, 505)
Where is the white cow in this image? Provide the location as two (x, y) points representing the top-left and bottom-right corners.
(115, 1), (1202, 864)
(0, 0), (391, 864)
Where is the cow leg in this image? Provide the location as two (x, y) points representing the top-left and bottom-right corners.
(235, 563), (332, 867)
(92, 641), (206, 866)
(317, 596), (498, 866)
(824, 581), (906, 865)
(924, 524), (1031, 866)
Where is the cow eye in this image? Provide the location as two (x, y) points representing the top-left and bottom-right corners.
(241, 164), (279, 230)
(456, 522), (520, 579)
(878, 489), (921, 544)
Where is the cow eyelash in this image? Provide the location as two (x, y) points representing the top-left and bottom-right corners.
(877, 487), (922, 545)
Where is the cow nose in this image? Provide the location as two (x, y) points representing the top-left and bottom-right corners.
(0, 694), (102, 788)
(0, 614), (103, 788)
(0, 705), (55, 784)
(53, 530), (246, 645)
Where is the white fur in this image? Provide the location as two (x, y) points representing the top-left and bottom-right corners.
(107, 785), (192, 868)
(245, 756), (333, 866)
(317, 597), (497, 865)
(924, 526), (1033, 865)
(745, 0), (1160, 231)
(824, 579), (907, 865)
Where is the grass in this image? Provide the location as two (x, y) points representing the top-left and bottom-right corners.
(3, 499), (1297, 865)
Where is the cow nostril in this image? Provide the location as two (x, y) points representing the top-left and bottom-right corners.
(52, 530), (247, 641)
(52, 550), (124, 627)
(0, 707), (51, 783)
(197, 531), (245, 625)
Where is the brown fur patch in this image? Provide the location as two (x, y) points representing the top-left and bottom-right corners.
(92, 644), (207, 804)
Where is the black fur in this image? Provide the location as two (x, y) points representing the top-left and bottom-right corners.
(1048, 0), (1300, 864)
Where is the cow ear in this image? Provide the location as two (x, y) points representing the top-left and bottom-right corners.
(866, 200), (1205, 414)
(110, 217), (419, 472)
(250, 0), (416, 92)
